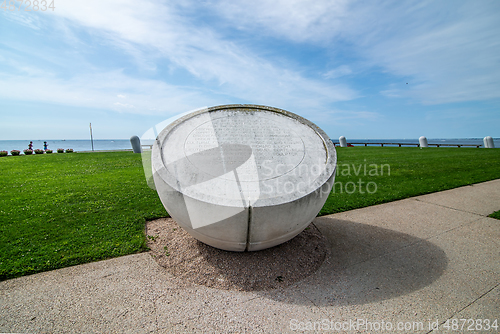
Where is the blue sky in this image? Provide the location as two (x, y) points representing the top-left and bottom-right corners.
(1, 0), (499, 140)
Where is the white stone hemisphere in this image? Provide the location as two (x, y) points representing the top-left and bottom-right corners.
(152, 105), (337, 251)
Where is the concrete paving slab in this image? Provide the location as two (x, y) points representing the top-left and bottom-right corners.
(293, 221), (449, 307)
(0, 181), (499, 333)
(295, 251), (445, 308)
(166, 289), (324, 333)
(415, 179), (500, 216)
(313, 217), (417, 269)
(425, 284), (500, 333)
(295, 292), (451, 334)
(452, 284), (500, 327)
(0, 253), (172, 333)
(424, 217), (500, 296)
(329, 198), (482, 240)
(154, 286), (261, 329)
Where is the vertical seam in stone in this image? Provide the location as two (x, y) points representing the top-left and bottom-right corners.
(245, 202), (252, 251)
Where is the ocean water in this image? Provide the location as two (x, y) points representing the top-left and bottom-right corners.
(0, 138), (496, 153)
(0, 140), (132, 153)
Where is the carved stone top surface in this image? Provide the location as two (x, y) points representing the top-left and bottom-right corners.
(153, 104), (336, 207)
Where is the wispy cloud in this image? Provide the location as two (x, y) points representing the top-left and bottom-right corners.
(0, 70), (218, 115)
(8, 0), (497, 111)
(3, 1), (352, 114)
(113, 102), (134, 109)
(359, 1), (500, 104)
(206, 0), (500, 105)
(0, 10), (42, 30)
(205, 0), (351, 43)
(1, 0), (499, 140)
(324, 65), (352, 79)
(326, 109), (380, 120)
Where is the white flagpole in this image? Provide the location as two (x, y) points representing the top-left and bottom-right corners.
(90, 123), (94, 151)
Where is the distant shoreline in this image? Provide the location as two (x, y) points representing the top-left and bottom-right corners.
(1, 138), (498, 153)
(1, 137), (498, 141)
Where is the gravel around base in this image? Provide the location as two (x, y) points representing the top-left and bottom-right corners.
(146, 218), (328, 291)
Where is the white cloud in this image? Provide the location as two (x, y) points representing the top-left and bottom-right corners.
(2, 0), (499, 131)
(0, 70), (218, 115)
(113, 102), (134, 109)
(206, 0), (351, 43)
(0, 10), (42, 30)
(358, 1), (500, 104)
(326, 109), (380, 120)
(43, 0), (357, 111)
(206, 0), (500, 104)
(324, 65), (352, 79)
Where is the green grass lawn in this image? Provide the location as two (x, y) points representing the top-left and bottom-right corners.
(489, 210), (500, 220)
(1, 147), (499, 280)
(320, 147), (500, 214)
(0, 152), (167, 280)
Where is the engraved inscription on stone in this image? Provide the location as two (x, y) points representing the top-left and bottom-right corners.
(184, 115), (305, 181)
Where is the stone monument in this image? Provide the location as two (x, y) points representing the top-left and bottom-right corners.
(152, 104), (336, 251)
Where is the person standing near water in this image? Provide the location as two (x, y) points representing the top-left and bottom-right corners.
(43, 141), (48, 151)
(28, 141), (33, 150)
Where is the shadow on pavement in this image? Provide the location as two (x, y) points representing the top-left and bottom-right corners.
(263, 217), (448, 306)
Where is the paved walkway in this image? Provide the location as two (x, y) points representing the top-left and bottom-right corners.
(1, 180), (499, 333)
